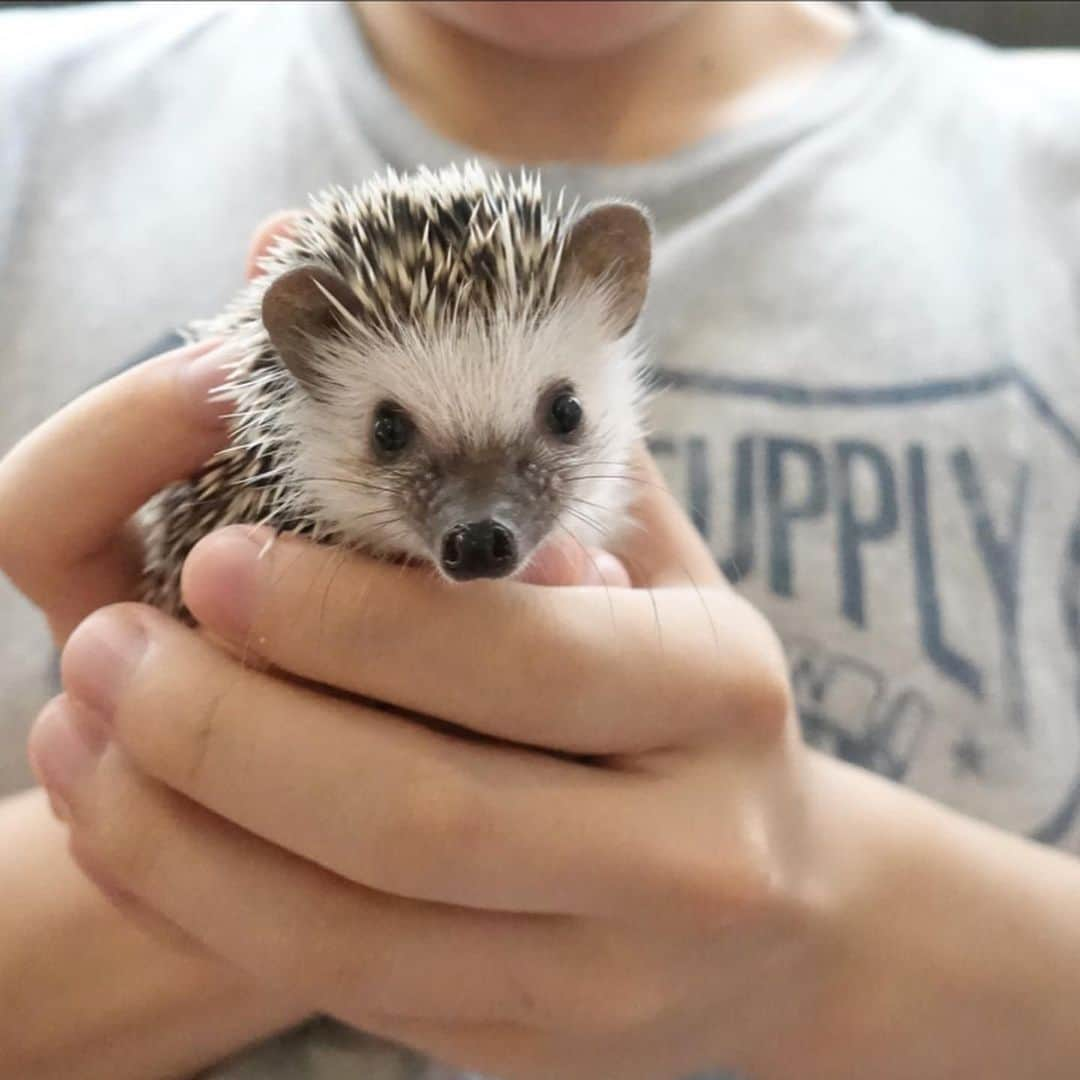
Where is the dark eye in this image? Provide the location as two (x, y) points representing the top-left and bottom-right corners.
(548, 390), (583, 438)
(372, 402), (413, 457)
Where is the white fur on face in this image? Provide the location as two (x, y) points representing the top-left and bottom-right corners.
(280, 285), (646, 564)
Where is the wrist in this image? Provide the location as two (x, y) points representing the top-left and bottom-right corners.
(1, 789), (307, 1079)
(774, 751), (1080, 1080)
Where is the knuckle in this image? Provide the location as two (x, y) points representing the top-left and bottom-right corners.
(653, 833), (784, 935)
(741, 607), (794, 709)
(689, 603), (793, 743)
(178, 687), (229, 790)
(739, 662), (794, 742)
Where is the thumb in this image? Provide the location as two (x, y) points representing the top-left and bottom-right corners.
(518, 538), (631, 588)
(612, 446), (727, 590)
(245, 209), (305, 280)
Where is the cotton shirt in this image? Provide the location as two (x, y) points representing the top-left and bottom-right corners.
(2, 2), (1079, 1077)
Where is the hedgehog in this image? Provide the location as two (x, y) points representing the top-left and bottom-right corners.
(140, 163), (652, 616)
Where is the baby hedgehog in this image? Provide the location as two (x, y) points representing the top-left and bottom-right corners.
(141, 163), (652, 615)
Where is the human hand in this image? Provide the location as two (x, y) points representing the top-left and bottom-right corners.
(28, 446), (843, 1080)
(0, 211), (315, 644)
(0, 338), (236, 643)
(0, 217), (331, 1080)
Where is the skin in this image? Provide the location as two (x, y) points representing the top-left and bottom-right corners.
(7, 220), (1080, 1080)
(12, 331), (1080, 1080)
(358, 1), (856, 162)
(4, 3), (1080, 1078)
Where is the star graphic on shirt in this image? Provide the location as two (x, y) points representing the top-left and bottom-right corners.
(951, 734), (987, 778)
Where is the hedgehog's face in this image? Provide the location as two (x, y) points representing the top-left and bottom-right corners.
(348, 373), (621, 581)
(330, 301), (641, 581)
(261, 200), (650, 581)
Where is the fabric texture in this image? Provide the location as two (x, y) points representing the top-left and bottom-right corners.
(2, 2), (1079, 1076)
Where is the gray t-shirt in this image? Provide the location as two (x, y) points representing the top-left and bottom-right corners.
(3, 2), (1080, 1077)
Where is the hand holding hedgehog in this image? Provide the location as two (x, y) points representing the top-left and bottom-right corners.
(12, 172), (1080, 1080)
(32, 455), (835, 1080)
(0, 164), (867, 1080)
(3, 170), (825, 1078)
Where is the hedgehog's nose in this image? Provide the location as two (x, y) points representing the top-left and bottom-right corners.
(440, 520), (518, 581)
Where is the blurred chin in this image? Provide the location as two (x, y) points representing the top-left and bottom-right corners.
(417, 1), (696, 59)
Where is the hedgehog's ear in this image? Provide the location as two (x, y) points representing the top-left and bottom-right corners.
(262, 265), (365, 393)
(557, 202), (652, 337)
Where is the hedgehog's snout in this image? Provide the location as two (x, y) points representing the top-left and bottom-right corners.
(440, 519), (518, 581)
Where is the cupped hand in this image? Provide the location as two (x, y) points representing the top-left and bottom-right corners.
(0, 339), (235, 642)
(0, 209), (313, 645)
(28, 437), (841, 1080)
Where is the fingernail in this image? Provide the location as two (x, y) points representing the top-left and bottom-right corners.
(181, 343), (237, 425)
(62, 610), (147, 718)
(183, 526), (266, 635)
(518, 539), (584, 587)
(29, 698), (109, 816)
(581, 550), (632, 588)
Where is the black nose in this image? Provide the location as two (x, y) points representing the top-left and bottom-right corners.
(440, 520), (518, 581)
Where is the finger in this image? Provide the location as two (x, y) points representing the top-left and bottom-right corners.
(182, 528), (779, 753)
(33, 703), (578, 1027)
(57, 605), (665, 916)
(616, 446), (727, 589)
(518, 537), (631, 587)
(67, 834), (213, 957)
(0, 341), (235, 637)
(245, 210), (303, 280)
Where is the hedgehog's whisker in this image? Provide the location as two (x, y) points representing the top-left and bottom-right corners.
(647, 581), (664, 657)
(316, 545), (354, 648)
(301, 475), (402, 497)
(569, 507), (721, 663)
(308, 518), (410, 651)
(553, 519), (617, 637)
(363, 523), (416, 561)
(565, 475), (648, 488)
(348, 512), (408, 535)
(336, 507), (410, 528)
(561, 492), (612, 516)
(562, 504), (607, 538)
(565, 472), (671, 495)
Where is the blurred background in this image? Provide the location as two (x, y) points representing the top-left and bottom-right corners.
(1, 1), (1080, 48)
(895, 1), (1080, 46)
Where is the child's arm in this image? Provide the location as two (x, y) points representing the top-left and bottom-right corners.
(0, 788), (304, 1079)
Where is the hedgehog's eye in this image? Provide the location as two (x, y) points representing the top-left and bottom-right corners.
(372, 402), (414, 457)
(548, 389), (584, 438)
